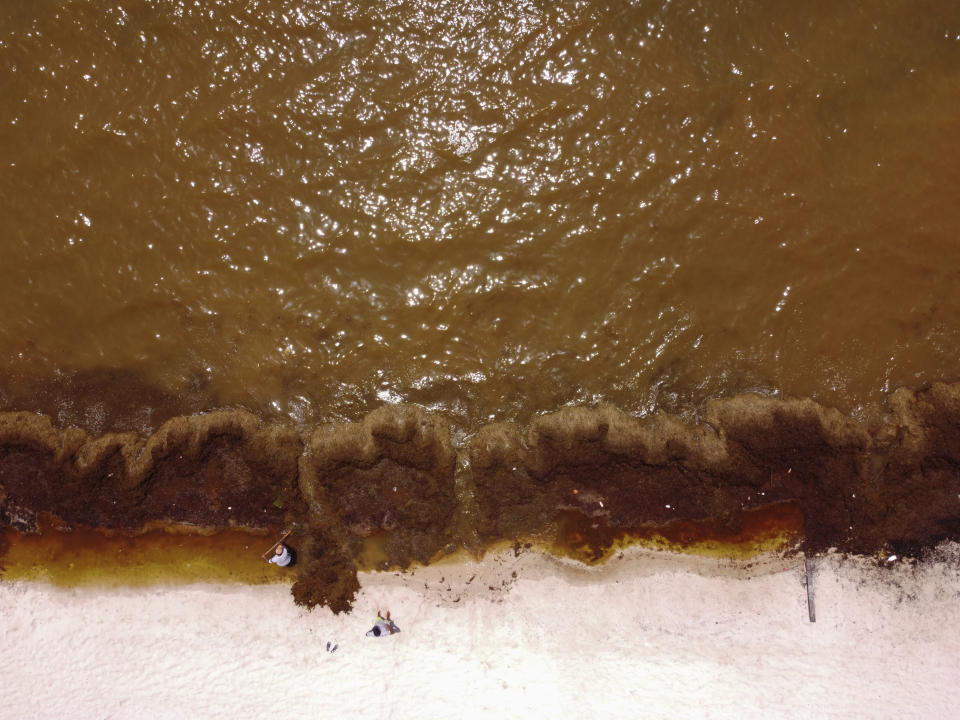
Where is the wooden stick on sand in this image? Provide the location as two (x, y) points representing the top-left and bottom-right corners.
(805, 555), (817, 623)
(262, 530), (292, 559)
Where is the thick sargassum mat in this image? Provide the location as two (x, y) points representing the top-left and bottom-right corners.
(2, 382), (960, 611)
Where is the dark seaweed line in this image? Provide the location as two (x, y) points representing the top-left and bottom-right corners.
(2, 382), (959, 612)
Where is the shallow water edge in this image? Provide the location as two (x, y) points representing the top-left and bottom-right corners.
(2, 381), (959, 611)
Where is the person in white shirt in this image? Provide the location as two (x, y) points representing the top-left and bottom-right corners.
(267, 542), (295, 567)
(366, 610), (400, 637)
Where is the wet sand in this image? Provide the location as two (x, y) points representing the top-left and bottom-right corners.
(2, 544), (959, 719)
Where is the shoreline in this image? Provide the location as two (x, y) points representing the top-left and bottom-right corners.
(3, 543), (960, 718)
(4, 383), (960, 613)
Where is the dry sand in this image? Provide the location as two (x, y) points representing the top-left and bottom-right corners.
(2, 544), (960, 719)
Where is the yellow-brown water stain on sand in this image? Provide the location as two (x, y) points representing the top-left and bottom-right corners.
(0, 522), (294, 587)
(550, 503), (804, 564)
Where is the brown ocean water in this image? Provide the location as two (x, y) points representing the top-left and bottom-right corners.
(2, 0), (960, 435)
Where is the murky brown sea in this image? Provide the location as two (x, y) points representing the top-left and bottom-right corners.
(3, 2), (960, 604)
(3, 0), (960, 434)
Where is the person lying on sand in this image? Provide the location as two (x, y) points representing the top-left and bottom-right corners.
(366, 611), (400, 637)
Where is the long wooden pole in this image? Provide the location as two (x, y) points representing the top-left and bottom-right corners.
(262, 530), (292, 559)
(805, 555), (816, 623)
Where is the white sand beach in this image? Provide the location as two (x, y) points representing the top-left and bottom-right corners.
(3, 545), (960, 719)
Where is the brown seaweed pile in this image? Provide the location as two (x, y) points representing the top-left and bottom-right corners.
(2, 384), (960, 612)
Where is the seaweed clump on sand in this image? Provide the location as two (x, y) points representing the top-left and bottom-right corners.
(2, 385), (960, 612)
(288, 522), (360, 614)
